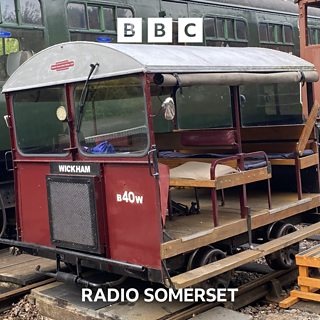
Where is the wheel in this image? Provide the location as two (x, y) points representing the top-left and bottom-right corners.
(265, 222), (299, 270)
(187, 246), (231, 289)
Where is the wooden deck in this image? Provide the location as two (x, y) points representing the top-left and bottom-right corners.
(0, 249), (55, 286)
(162, 190), (320, 259)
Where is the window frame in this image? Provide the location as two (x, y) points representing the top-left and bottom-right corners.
(0, 0), (43, 26)
(66, 1), (134, 35)
(203, 15), (249, 44)
(258, 22), (294, 46)
(308, 26), (320, 45)
(74, 74), (150, 159)
(12, 85), (72, 158)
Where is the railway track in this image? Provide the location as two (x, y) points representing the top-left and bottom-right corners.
(160, 267), (298, 320)
(0, 261), (302, 319)
(0, 278), (56, 313)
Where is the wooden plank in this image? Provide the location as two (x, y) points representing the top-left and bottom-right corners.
(280, 287), (320, 308)
(169, 178), (215, 188)
(161, 194), (320, 259)
(256, 222), (320, 256)
(170, 221), (320, 288)
(216, 168), (271, 190)
(0, 253), (41, 270)
(169, 178), (210, 188)
(290, 290), (320, 302)
(159, 158), (237, 169)
(297, 244), (320, 258)
(170, 168), (270, 190)
(279, 296), (300, 308)
(296, 244), (320, 257)
(269, 198), (311, 215)
(298, 267), (310, 293)
(300, 153), (319, 169)
(296, 257), (320, 268)
(298, 276), (320, 289)
(269, 159), (295, 166)
(0, 279), (55, 302)
(0, 255), (56, 285)
(243, 142), (300, 153)
(296, 102), (320, 155)
(172, 250), (262, 289)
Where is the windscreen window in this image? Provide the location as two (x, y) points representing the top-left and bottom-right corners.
(75, 76), (149, 157)
(13, 86), (70, 155)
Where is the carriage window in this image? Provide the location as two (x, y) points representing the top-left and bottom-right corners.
(307, 6), (320, 46)
(268, 25), (276, 42)
(240, 83), (303, 126)
(259, 23), (293, 45)
(308, 29), (316, 45)
(259, 23), (268, 42)
(176, 86), (232, 129)
(205, 17), (247, 45)
(284, 25), (293, 44)
(75, 76), (148, 156)
(13, 86), (70, 155)
(20, 0), (42, 25)
(0, 37), (19, 55)
(103, 7), (115, 30)
(204, 18), (216, 38)
(226, 19), (235, 39)
(67, 3), (87, 29)
(88, 6), (100, 30)
(216, 18), (224, 38)
(1, 0), (17, 24)
(117, 7), (133, 18)
(236, 20), (247, 40)
(276, 25), (283, 43)
(0, 28), (44, 82)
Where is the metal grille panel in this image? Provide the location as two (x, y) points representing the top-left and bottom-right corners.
(47, 176), (99, 251)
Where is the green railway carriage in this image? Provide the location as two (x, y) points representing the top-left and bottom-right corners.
(0, 0), (319, 237)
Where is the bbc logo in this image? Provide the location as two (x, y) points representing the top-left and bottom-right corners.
(117, 18), (203, 43)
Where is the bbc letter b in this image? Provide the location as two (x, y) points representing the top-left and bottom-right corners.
(148, 18), (172, 43)
(117, 18), (142, 43)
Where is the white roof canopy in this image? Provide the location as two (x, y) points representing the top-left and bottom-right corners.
(2, 42), (318, 93)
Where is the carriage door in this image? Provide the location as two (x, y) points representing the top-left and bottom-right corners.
(299, 3), (320, 113)
(10, 85), (73, 247)
(74, 76), (163, 269)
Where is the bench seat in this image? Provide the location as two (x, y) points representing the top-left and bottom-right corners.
(167, 153), (272, 227)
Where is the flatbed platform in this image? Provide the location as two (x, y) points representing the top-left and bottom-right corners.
(162, 190), (320, 259)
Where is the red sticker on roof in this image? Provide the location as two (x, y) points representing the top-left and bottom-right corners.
(51, 60), (75, 72)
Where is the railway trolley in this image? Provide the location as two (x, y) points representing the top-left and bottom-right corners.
(1, 42), (320, 289)
(1, 0), (320, 242)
